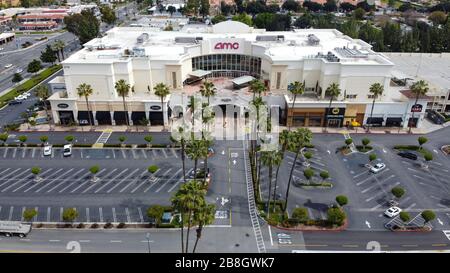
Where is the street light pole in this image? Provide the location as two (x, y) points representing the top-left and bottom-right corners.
(146, 233), (151, 253)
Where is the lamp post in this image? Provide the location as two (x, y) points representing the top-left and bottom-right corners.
(146, 233), (151, 253)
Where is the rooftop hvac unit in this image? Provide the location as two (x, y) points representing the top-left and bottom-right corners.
(256, 35), (278, 41)
(307, 34), (320, 46)
(175, 37), (197, 44)
(137, 33), (149, 44)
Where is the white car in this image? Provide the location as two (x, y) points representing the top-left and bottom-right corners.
(63, 144), (72, 157)
(23, 92), (31, 98)
(370, 163), (386, 173)
(14, 95), (26, 101)
(4, 64), (12, 68)
(43, 145), (52, 156)
(384, 206), (402, 218)
(15, 68), (23, 73)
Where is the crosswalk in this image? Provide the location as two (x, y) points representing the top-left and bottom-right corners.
(0, 166), (188, 195)
(443, 230), (450, 241)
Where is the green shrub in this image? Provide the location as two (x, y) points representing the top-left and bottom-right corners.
(327, 207), (346, 226)
(345, 138), (353, 146)
(424, 152), (433, 162)
(23, 208), (38, 222)
(18, 135), (27, 143)
(391, 186), (405, 199)
(369, 153), (377, 162)
(104, 222), (113, 229)
(89, 165), (100, 175)
(147, 205), (164, 224)
(421, 210), (436, 223)
(65, 135), (74, 143)
(117, 222), (126, 229)
(62, 208), (78, 222)
(118, 136), (126, 143)
(291, 207), (309, 222)
(39, 135), (48, 143)
(399, 211), (410, 222)
(0, 133), (8, 143)
(31, 167), (41, 175)
(336, 195), (349, 206)
(147, 165), (159, 174)
(320, 171), (330, 180)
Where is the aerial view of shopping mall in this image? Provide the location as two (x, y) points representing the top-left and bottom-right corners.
(0, 0), (450, 255)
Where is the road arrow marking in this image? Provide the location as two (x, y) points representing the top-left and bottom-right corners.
(365, 220), (371, 228)
(438, 218), (444, 225)
(221, 150), (225, 155)
(233, 159), (237, 165)
(382, 149), (387, 153)
(434, 149), (438, 154)
(327, 150), (330, 154)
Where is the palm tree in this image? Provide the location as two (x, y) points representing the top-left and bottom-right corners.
(261, 150), (282, 216)
(76, 83), (94, 126)
(115, 79), (131, 126)
(283, 128), (313, 213)
(287, 81), (305, 131)
(154, 83), (171, 127)
(186, 139), (207, 180)
(273, 130), (290, 209)
(409, 80), (429, 133)
(187, 96), (202, 126)
(201, 137), (212, 186)
(367, 83), (384, 132)
(172, 124), (189, 183)
(192, 203), (215, 253)
(250, 97), (266, 187)
(52, 40), (66, 62)
(324, 83), (341, 131)
(249, 79), (265, 100)
(34, 85), (50, 121)
(199, 80), (217, 105)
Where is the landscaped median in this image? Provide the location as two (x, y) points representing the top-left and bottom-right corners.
(0, 64), (62, 109)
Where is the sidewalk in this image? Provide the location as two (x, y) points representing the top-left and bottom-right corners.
(18, 124), (168, 133)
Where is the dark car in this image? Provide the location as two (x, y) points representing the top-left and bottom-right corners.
(398, 152), (417, 160)
(8, 100), (22, 105)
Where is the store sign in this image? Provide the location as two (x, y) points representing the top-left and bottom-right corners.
(57, 103), (69, 109)
(221, 98), (232, 102)
(150, 105), (161, 110)
(331, 108), (340, 115)
(327, 107), (345, 118)
(214, 42), (239, 50)
(411, 104), (423, 113)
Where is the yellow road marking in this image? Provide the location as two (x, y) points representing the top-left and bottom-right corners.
(278, 244), (328, 247)
(432, 244), (447, 247)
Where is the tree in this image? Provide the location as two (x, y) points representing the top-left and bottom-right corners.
(147, 205), (165, 225)
(144, 135), (153, 147)
(62, 208), (78, 222)
(154, 83), (170, 127)
(287, 81), (305, 130)
(282, 0), (299, 12)
(340, 2), (356, 12)
(429, 11), (447, 25)
(336, 195), (348, 206)
(212, 14), (227, 24)
(273, 130), (290, 209)
(39, 135), (48, 144)
(232, 13), (252, 26)
(369, 153), (377, 163)
(64, 10), (100, 44)
(353, 7), (366, 20)
(325, 83), (341, 131)
(320, 171), (330, 181)
(327, 207), (346, 226)
(345, 138), (353, 148)
(27, 59), (41, 75)
(40, 45), (57, 64)
(23, 208), (37, 222)
(400, 211), (410, 223)
(18, 135), (27, 145)
(323, 0), (337, 12)
(367, 83), (384, 132)
(362, 138), (371, 150)
(52, 40), (66, 62)
(12, 73), (23, 83)
(418, 136), (428, 150)
(199, 80), (217, 105)
(424, 152), (433, 162)
(100, 5), (117, 24)
(199, 0), (210, 18)
(292, 207), (309, 222)
(118, 136), (127, 144)
(409, 80), (429, 133)
(35, 85), (51, 121)
(261, 150), (282, 216)
(115, 80), (131, 126)
(186, 139), (208, 180)
(76, 83), (94, 126)
(31, 166), (41, 181)
(391, 186), (405, 199)
(421, 210), (436, 226)
(90, 165), (100, 181)
(303, 168), (314, 184)
(65, 135), (74, 143)
(192, 202), (215, 253)
(0, 133), (8, 145)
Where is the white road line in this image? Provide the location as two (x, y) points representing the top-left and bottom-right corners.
(141, 150), (147, 159)
(21, 207), (25, 221)
(172, 148), (178, 158)
(47, 207), (51, 222)
(73, 169), (116, 194)
(93, 169), (130, 193)
(31, 148), (36, 158)
(138, 207), (144, 223)
(162, 149), (168, 158)
(79, 240), (90, 243)
(60, 169), (106, 193)
(110, 240), (122, 243)
(7, 168), (54, 193)
(12, 147), (17, 158)
(118, 169), (148, 193)
(46, 169), (86, 193)
(8, 206), (13, 221)
(0, 168), (11, 176)
(365, 182), (400, 202)
(125, 208), (131, 223)
(105, 168), (140, 193)
(99, 207), (103, 222)
(49, 240), (60, 242)
(21, 168), (64, 193)
(34, 168), (75, 193)
(21, 148), (26, 158)
(154, 169), (183, 193)
(86, 208), (90, 223)
(3, 148), (7, 158)
(60, 207), (63, 221)
(121, 149), (126, 159)
(112, 207), (117, 223)
(268, 225), (273, 246)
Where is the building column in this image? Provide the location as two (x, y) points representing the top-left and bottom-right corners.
(128, 112), (133, 126)
(163, 105), (169, 126)
(92, 111), (98, 126)
(145, 111), (150, 124)
(110, 111), (116, 126)
(73, 110), (78, 125)
(52, 110), (60, 124)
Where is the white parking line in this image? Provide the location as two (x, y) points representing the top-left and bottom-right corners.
(152, 149), (157, 158)
(47, 207), (51, 222)
(132, 168), (166, 193)
(356, 175), (374, 186)
(167, 168), (193, 192)
(12, 147), (17, 158)
(34, 168), (75, 193)
(86, 208), (90, 223)
(99, 207), (103, 222)
(138, 207), (144, 223)
(0, 168), (11, 177)
(0, 168), (27, 188)
(112, 149), (115, 159)
(34, 207), (38, 222)
(132, 149), (137, 159)
(2, 148), (8, 158)
(21, 207), (25, 221)
(141, 150), (147, 159)
(8, 206), (13, 221)
(21, 148), (26, 158)
(6, 168), (54, 193)
(31, 148), (36, 158)
(60, 207), (63, 221)
(93, 169), (130, 193)
(118, 169), (148, 193)
(22, 168), (65, 193)
(60, 169), (106, 193)
(365, 181), (400, 202)
(155, 169), (183, 193)
(105, 168), (140, 193)
(353, 170), (368, 179)
(125, 208), (131, 223)
(404, 203), (417, 211)
(361, 174), (395, 193)
(46, 169), (86, 193)
(112, 207), (117, 223)
(74, 169), (118, 193)
(172, 148), (178, 158)
(162, 149), (168, 158)
(121, 149), (126, 159)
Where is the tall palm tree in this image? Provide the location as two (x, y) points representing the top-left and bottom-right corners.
(52, 40), (66, 62)
(409, 80), (429, 133)
(154, 83), (171, 127)
(172, 124), (189, 183)
(34, 85), (50, 121)
(249, 79), (265, 100)
(192, 202), (215, 253)
(199, 80), (217, 105)
(273, 130), (290, 210)
(115, 79), (131, 126)
(324, 83), (341, 131)
(283, 128), (313, 213)
(250, 97), (266, 188)
(187, 96), (202, 126)
(261, 150), (282, 216)
(287, 81), (305, 131)
(76, 83), (94, 126)
(186, 139), (207, 180)
(200, 137), (212, 186)
(367, 83), (384, 132)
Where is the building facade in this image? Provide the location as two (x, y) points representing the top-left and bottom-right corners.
(48, 21), (428, 129)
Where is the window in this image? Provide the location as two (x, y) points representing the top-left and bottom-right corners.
(276, 72), (281, 89)
(191, 54), (261, 77)
(172, 72), (177, 88)
(346, 94), (357, 99)
(305, 87), (315, 92)
(368, 95), (375, 99)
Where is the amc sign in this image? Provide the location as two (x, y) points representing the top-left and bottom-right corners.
(411, 104), (423, 113)
(214, 42), (239, 50)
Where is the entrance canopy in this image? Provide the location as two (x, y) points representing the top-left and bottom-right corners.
(231, 75), (255, 88)
(188, 69), (211, 78)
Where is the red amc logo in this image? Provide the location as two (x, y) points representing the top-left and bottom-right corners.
(214, 42), (239, 50)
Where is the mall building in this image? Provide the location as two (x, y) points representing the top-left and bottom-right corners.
(48, 21), (429, 129)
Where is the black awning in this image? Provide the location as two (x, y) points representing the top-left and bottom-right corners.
(113, 111), (127, 120)
(131, 111), (146, 120)
(386, 117), (403, 122)
(366, 117), (384, 124)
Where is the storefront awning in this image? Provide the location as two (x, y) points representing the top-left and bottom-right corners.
(231, 75), (255, 86)
(386, 117), (403, 122)
(366, 117), (384, 124)
(188, 69), (211, 78)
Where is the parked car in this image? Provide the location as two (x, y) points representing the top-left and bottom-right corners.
(8, 100), (22, 105)
(4, 63), (12, 68)
(14, 94), (26, 101)
(397, 152), (418, 161)
(63, 144), (72, 157)
(15, 68), (23, 74)
(384, 206), (402, 218)
(370, 163), (386, 173)
(43, 145), (52, 156)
